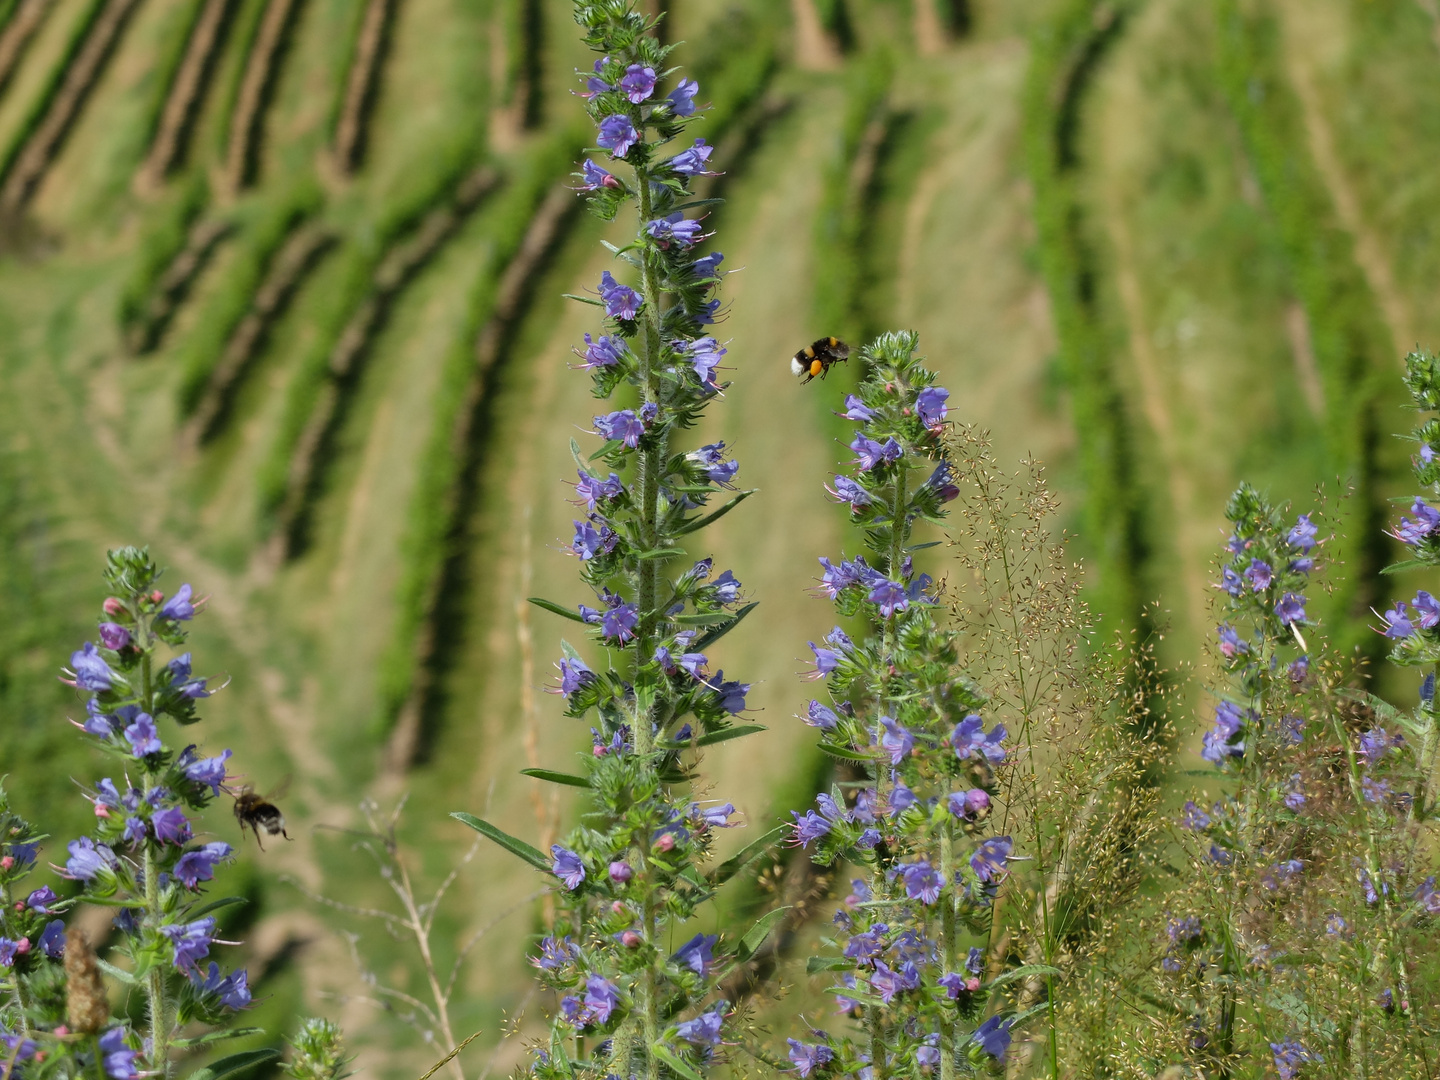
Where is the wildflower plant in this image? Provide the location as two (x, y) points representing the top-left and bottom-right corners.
(0, 547), (267, 1080)
(783, 334), (1028, 1077)
(453, 6), (783, 1080)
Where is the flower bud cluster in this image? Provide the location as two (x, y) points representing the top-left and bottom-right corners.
(495, 7), (760, 1080)
(789, 335), (1016, 1074)
(5, 548), (252, 1080)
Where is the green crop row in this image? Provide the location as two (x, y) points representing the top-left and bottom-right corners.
(253, 135), (491, 527)
(1212, 0), (1406, 660)
(136, 0), (212, 152)
(174, 180), (322, 415)
(1020, 0), (1151, 638)
(0, 0), (107, 187)
(117, 172), (211, 346)
(371, 128), (581, 741)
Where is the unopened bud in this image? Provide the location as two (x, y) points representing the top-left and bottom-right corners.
(16, 938), (30, 954)
(0, 857), (13, 871)
(965, 977), (980, 992)
(149, 591), (164, 604)
(621, 931), (642, 948)
(654, 834), (675, 852)
(608, 861), (633, 883)
(102, 598), (124, 616)
(611, 900), (627, 915)
(592, 744), (608, 757)
(94, 805), (109, 818)
(12, 902), (21, 912)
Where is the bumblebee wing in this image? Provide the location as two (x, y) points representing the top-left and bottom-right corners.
(262, 774), (293, 801)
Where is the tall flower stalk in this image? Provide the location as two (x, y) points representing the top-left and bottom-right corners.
(455, 7), (778, 1080)
(783, 334), (1023, 1077)
(0, 548), (254, 1080)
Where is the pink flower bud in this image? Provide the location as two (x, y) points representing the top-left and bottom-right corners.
(33, 1053), (45, 1063)
(15, 938), (29, 954)
(103, 598), (124, 616)
(655, 834), (675, 852)
(12, 902), (21, 912)
(150, 590), (164, 604)
(592, 743), (608, 757)
(611, 900), (627, 915)
(0, 856), (13, 871)
(52, 1027), (68, 1037)
(94, 804), (109, 818)
(965, 977), (980, 992)
(621, 931), (642, 948)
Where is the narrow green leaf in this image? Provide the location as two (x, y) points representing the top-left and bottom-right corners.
(1382, 558), (1436, 575)
(806, 955), (853, 974)
(651, 1043), (705, 1080)
(691, 724), (766, 748)
(529, 598), (588, 624)
(634, 546), (686, 562)
(561, 293), (604, 306)
(519, 768), (590, 789)
(983, 964), (1063, 991)
(673, 612), (730, 627)
(96, 958), (138, 986)
(172, 1029), (264, 1049)
(903, 541), (942, 552)
(707, 824), (786, 885)
(691, 602), (758, 651)
(570, 438), (587, 474)
(674, 490), (757, 536)
(817, 741), (873, 762)
(451, 813), (549, 871)
(738, 905), (792, 956)
(188, 895), (249, 920)
(185, 1048), (281, 1080)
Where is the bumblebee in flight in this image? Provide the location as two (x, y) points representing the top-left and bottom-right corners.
(791, 337), (850, 383)
(231, 780), (292, 851)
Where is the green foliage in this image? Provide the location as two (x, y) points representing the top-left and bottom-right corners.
(1021, 0), (1150, 636)
(117, 172), (212, 347)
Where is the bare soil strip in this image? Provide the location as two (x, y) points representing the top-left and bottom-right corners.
(223, 0), (298, 193)
(331, 0), (393, 172)
(0, 0), (139, 211)
(0, 0), (52, 97)
(789, 0), (840, 70)
(126, 217), (233, 353)
(139, 0), (233, 185)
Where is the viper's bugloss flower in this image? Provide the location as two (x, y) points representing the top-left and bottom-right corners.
(922, 460), (960, 502)
(601, 602), (638, 642)
(952, 714), (1007, 762)
(174, 842), (232, 889)
(619, 63), (656, 102)
(688, 441), (739, 485)
(677, 1008), (725, 1046)
(1361, 777), (1392, 805)
(69, 642), (115, 691)
(900, 859), (943, 904)
(790, 810), (832, 848)
(152, 807), (191, 845)
(580, 333), (628, 369)
(888, 783), (918, 816)
(581, 160), (620, 191)
(850, 435), (902, 471)
(65, 837), (118, 881)
(1270, 1039), (1320, 1080)
(786, 1039), (833, 1077)
(0, 939), (16, 966)
(594, 409), (645, 447)
(1287, 513), (1317, 550)
(97, 622), (130, 650)
(669, 138), (714, 175)
(673, 933), (716, 976)
(532, 935), (579, 970)
(1284, 772), (1306, 809)
(690, 251), (725, 281)
(160, 584), (197, 621)
(818, 555), (878, 597)
(970, 836), (1013, 882)
(1217, 623), (1248, 658)
(686, 337), (726, 387)
(661, 78), (699, 118)
(1166, 916), (1201, 944)
(1244, 559), (1272, 591)
(191, 962), (251, 1010)
(804, 700), (839, 729)
(1414, 876), (1440, 914)
(25, 885), (56, 912)
(597, 114), (638, 157)
(571, 518), (619, 561)
(597, 272), (642, 320)
(123, 712), (162, 757)
(38, 919), (64, 959)
(100, 1028), (139, 1080)
(870, 960), (920, 1004)
(1326, 914), (1349, 935)
(868, 577), (908, 618)
(915, 386), (948, 428)
(1275, 592), (1307, 625)
(646, 212), (702, 246)
(1392, 497), (1440, 545)
(178, 746), (231, 796)
(551, 846), (585, 890)
(948, 789), (990, 820)
(841, 394), (874, 421)
(879, 717), (913, 763)
(607, 861), (632, 884)
(575, 471), (624, 512)
(555, 657), (595, 696)
(580, 976), (620, 1025)
(1288, 654), (1310, 682)
(167, 653), (210, 698)
(161, 917), (216, 971)
(1357, 726), (1403, 765)
(1219, 566), (1244, 597)
(826, 474), (873, 508)
(805, 641), (842, 679)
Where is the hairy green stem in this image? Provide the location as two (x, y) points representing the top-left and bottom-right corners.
(939, 829), (955, 1080)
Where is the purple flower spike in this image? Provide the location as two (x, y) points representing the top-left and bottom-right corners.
(952, 714), (1007, 762)
(1270, 1039), (1321, 1080)
(161, 916), (217, 972)
(868, 577), (909, 618)
(161, 584), (196, 621)
(597, 114), (639, 157)
(123, 712), (162, 758)
(790, 810), (832, 847)
(900, 859), (943, 904)
(677, 1008), (725, 1046)
(673, 932), (717, 975)
(580, 159), (619, 190)
(551, 846), (586, 890)
(594, 409), (645, 447)
(100, 1029), (139, 1080)
(601, 602), (638, 643)
(98, 622), (130, 651)
(1244, 559), (1272, 591)
(152, 807), (192, 845)
(670, 138), (714, 176)
(583, 976), (620, 1024)
(879, 716), (913, 763)
(1385, 602), (1416, 638)
(786, 1040), (833, 1077)
(804, 700), (839, 729)
(1288, 513), (1317, 550)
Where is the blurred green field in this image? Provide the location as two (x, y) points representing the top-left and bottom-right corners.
(0, 0), (1433, 1075)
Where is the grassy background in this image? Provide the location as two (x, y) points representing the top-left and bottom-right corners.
(0, 0), (1430, 1075)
